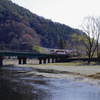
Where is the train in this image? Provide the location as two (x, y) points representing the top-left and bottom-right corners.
(50, 49), (75, 55)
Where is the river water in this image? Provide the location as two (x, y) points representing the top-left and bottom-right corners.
(0, 66), (100, 100)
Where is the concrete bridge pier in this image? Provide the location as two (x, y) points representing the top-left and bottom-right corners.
(18, 57), (21, 64)
(43, 58), (46, 64)
(55, 57), (59, 62)
(38, 58), (42, 64)
(0, 56), (3, 67)
(38, 57), (48, 64)
(48, 58), (50, 63)
(18, 57), (27, 64)
(52, 58), (55, 63)
(23, 57), (27, 64)
(38, 57), (56, 64)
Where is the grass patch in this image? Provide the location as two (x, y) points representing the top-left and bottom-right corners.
(43, 61), (100, 66)
(44, 62), (86, 66)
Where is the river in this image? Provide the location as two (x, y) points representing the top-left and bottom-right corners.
(0, 66), (100, 100)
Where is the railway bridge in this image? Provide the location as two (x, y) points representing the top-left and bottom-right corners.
(0, 50), (71, 67)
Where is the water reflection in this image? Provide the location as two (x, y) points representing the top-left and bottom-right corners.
(0, 66), (100, 100)
(49, 79), (100, 100)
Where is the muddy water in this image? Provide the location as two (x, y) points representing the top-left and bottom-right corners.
(0, 66), (100, 100)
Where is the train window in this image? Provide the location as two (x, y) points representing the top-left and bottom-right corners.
(57, 51), (66, 54)
(50, 50), (54, 53)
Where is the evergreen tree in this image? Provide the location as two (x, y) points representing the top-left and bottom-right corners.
(1, 41), (6, 50)
(57, 38), (66, 49)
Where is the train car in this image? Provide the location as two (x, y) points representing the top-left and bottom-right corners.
(50, 49), (74, 55)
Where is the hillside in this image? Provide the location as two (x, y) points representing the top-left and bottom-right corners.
(0, 0), (82, 51)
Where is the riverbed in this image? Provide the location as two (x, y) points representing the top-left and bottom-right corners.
(0, 66), (100, 100)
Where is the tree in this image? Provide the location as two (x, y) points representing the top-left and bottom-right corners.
(72, 16), (100, 64)
(32, 45), (42, 53)
(57, 38), (66, 49)
(94, 17), (100, 58)
(1, 41), (6, 50)
(71, 33), (80, 50)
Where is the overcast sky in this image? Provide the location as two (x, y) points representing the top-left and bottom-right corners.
(11, 0), (100, 29)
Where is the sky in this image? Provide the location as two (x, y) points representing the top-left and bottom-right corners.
(11, 0), (100, 29)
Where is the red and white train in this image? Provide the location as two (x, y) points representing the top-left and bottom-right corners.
(50, 49), (75, 55)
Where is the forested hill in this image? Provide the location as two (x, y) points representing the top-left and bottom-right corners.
(0, 0), (82, 51)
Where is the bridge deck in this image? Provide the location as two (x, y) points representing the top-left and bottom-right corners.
(0, 50), (70, 58)
(0, 50), (71, 67)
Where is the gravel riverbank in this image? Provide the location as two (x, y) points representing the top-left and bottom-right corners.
(3, 59), (100, 86)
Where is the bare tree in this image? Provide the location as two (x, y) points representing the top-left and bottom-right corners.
(72, 16), (100, 64)
(95, 17), (100, 58)
(81, 16), (100, 63)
